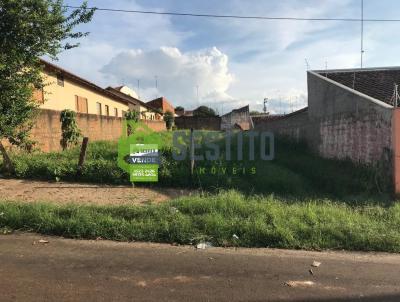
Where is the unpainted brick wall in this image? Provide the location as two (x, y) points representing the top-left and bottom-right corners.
(317, 112), (392, 163)
(255, 72), (394, 165)
(175, 116), (221, 130)
(22, 109), (166, 152)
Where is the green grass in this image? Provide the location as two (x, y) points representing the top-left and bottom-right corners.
(1, 132), (390, 201)
(1, 190), (400, 252)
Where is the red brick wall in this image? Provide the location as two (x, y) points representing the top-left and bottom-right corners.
(10, 109), (166, 152)
(175, 116), (221, 130)
(142, 120), (167, 132)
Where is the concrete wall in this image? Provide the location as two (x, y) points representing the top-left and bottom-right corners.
(6, 109), (166, 152)
(175, 116), (221, 130)
(256, 72), (394, 165)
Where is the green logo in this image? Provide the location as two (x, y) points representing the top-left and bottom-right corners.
(118, 120), (163, 183)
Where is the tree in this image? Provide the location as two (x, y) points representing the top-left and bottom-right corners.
(250, 110), (262, 116)
(124, 109), (140, 122)
(124, 109), (140, 136)
(164, 111), (174, 130)
(0, 1), (95, 173)
(193, 106), (217, 117)
(60, 109), (81, 150)
(175, 106), (184, 112)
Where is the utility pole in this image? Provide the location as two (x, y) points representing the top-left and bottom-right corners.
(361, 0), (364, 68)
(137, 79), (140, 99)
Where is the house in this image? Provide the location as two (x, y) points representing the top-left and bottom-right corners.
(175, 105), (254, 131)
(221, 105), (253, 130)
(106, 86), (162, 121)
(146, 97), (175, 115)
(254, 67), (400, 192)
(35, 59), (131, 117)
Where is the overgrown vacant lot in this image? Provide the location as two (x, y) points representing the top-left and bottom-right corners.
(0, 132), (397, 252)
(1, 132), (391, 200)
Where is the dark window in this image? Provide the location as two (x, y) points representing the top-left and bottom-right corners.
(96, 102), (102, 115)
(105, 105), (109, 116)
(114, 108), (118, 117)
(57, 74), (64, 87)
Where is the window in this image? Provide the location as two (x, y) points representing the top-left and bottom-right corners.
(122, 110), (127, 118)
(105, 105), (109, 116)
(96, 102), (102, 115)
(75, 95), (88, 113)
(57, 74), (64, 87)
(114, 108), (118, 117)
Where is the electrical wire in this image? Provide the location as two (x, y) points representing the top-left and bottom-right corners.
(64, 5), (400, 22)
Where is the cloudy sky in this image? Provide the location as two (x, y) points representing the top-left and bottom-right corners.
(57, 0), (400, 114)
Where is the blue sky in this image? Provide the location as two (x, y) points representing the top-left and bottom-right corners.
(58, 0), (400, 114)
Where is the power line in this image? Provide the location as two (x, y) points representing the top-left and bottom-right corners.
(64, 5), (400, 22)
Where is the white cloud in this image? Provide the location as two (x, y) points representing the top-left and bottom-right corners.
(101, 46), (236, 111)
(52, 0), (396, 115)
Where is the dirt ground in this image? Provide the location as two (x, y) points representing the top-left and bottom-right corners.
(0, 178), (195, 205)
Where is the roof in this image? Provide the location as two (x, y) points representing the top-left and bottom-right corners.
(221, 105), (249, 117)
(147, 97), (174, 113)
(40, 59), (130, 106)
(313, 67), (400, 105)
(106, 87), (160, 113)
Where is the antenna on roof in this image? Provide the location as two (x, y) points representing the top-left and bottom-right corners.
(325, 60), (328, 77)
(263, 98), (268, 113)
(154, 75), (158, 98)
(305, 58), (310, 70)
(360, 0), (365, 68)
(137, 79), (140, 99)
(391, 84), (399, 107)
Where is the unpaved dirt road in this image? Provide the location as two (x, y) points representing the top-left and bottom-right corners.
(1, 233), (400, 302)
(0, 178), (193, 205)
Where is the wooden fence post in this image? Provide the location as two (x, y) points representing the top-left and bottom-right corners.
(0, 141), (14, 175)
(76, 137), (89, 177)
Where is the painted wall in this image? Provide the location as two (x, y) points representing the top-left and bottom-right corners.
(392, 109), (400, 194)
(40, 71), (130, 117)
